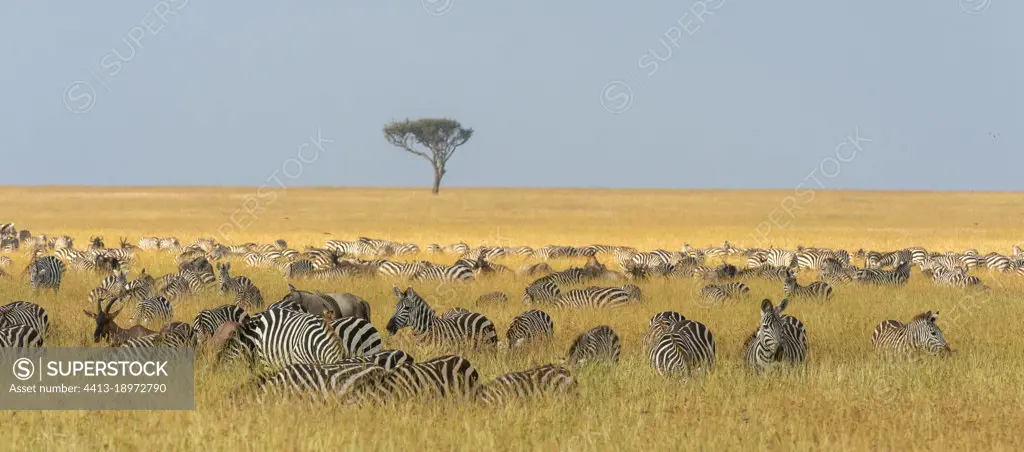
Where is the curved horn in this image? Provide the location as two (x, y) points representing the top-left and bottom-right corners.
(97, 297), (104, 316)
(104, 297), (118, 314)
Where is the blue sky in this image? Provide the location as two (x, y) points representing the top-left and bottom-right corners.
(1, 1), (1019, 189)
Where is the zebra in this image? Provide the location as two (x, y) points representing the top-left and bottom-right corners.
(477, 364), (577, 406)
(217, 262), (259, 299)
(979, 253), (1012, 272)
(0, 256), (11, 269)
(872, 311), (950, 356)
(522, 280), (561, 304)
(252, 362), (388, 404)
(743, 298), (808, 373)
(819, 259), (856, 285)
(282, 259), (315, 279)
(699, 282), (748, 303)
(931, 267), (984, 288)
(27, 254), (66, 293)
(49, 235), (74, 250)
(222, 308), (344, 372)
(352, 355), (480, 406)
(233, 284), (265, 311)
(649, 318), (716, 377)
(641, 311), (687, 353)
(385, 286), (498, 349)
(747, 249), (796, 269)
(439, 307), (472, 320)
(376, 260), (430, 279)
(412, 264), (475, 283)
(193, 305), (251, 345)
(783, 273), (833, 300)
(0, 324), (44, 347)
(565, 325), (621, 368)
(324, 240), (361, 256)
(129, 296), (174, 325)
(0, 301), (49, 336)
(552, 285), (641, 308)
(854, 261), (911, 286)
(244, 252), (284, 269)
(138, 237), (161, 250)
(502, 309), (554, 348)
(475, 291), (509, 305)
(1, 236), (19, 252)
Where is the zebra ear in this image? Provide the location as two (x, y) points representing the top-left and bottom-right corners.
(760, 299), (773, 313)
(929, 311), (938, 323)
(392, 286), (402, 298)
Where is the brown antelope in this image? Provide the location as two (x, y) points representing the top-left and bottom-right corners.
(83, 297), (155, 344)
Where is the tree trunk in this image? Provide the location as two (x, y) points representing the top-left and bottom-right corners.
(432, 166), (443, 195)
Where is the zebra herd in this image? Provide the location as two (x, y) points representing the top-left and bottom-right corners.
(0, 226), (995, 405)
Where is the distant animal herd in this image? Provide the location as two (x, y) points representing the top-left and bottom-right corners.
(3, 221), (1015, 405)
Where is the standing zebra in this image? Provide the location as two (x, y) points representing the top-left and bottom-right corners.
(26, 252), (66, 293)
(565, 325), (621, 368)
(217, 262), (262, 309)
(649, 317), (716, 377)
(385, 286), (498, 349)
(502, 309), (554, 349)
(412, 264), (475, 283)
(477, 364), (577, 406)
(641, 311), (687, 353)
(872, 311), (950, 356)
(129, 296), (174, 326)
(221, 308), (344, 372)
(743, 298), (808, 373)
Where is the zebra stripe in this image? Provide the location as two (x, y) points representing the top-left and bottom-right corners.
(412, 264), (475, 283)
(477, 364), (576, 406)
(353, 355), (480, 405)
(129, 296), (173, 325)
(0, 301), (49, 336)
(566, 325), (621, 368)
(328, 316), (384, 358)
(253, 362), (388, 403)
(783, 273), (833, 300)
(641, 311), (687, 354)
(649, 319), (716, 377)
(855, 261), (911, 286)
(503, 309), (554, 348)
(0, 325), (43, 347)
(224, 309), (344, 372)
(193, 305), (250, 344)
(28, 255), (66, 293)
(553, 285), (641, 308)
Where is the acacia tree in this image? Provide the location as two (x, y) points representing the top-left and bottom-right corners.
(383, 118), (474, 195)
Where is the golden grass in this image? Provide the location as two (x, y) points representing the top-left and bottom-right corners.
(2, 187), (1024, 451)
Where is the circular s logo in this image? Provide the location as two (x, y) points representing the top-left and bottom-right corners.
(12, 358), (35, 381)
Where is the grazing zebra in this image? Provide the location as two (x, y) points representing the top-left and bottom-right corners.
(979, 253), (1012, 272)
(385, 286), (498, 349)
(439, 307), (472, 320)
(27, 254), (66, 293)
(222, 308), (344, 372)
(855, 261), (911, 286)
(49, 235), (74, 250)
(0, 324), (44, 347)
(872, 311), (951, 356)
(352, 355), (480, 405)
(376, 260), (430, 279)
(193, 305), (251, 345)
(553, 285), (641, 308)
(477, 364), (577, 406)
(783, 273), (833, 300)
(129, 296), (174, 325)
(0, 256), (11, 269)
(252, 362), (388, 403)
(1, 236), (19, 252)
(137, 237), (161, 250)
(699, 282), (748, 303)
(412, 264), (475, 283)
(233, 284), (265, 310)
(649, 318), (716, 377)
(282, 259), (315, 279)
(503, 309), (554, 348)
(743, 298), (808, 373)
(475, 291), (508, 305)
(0, 301), (49, 336)
(747, 249), (796, 268)
(244, 251), (284, 269)
(566, 325), (621, 368)
(522, 280), (561, 304)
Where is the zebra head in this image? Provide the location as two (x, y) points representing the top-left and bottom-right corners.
(910, 311), (950, 354)
(755, 298), (790, 357)
(622, 284), (642, 301)
(216, 262), (232, 294)
(386, 286), (431, 335)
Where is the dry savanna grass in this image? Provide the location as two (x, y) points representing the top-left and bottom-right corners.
(1, 187), (1024, 451)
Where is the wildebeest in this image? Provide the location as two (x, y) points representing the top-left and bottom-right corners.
(277, 285), (371, 322)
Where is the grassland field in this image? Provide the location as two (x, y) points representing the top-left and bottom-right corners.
(1, 187), (1023, 451)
